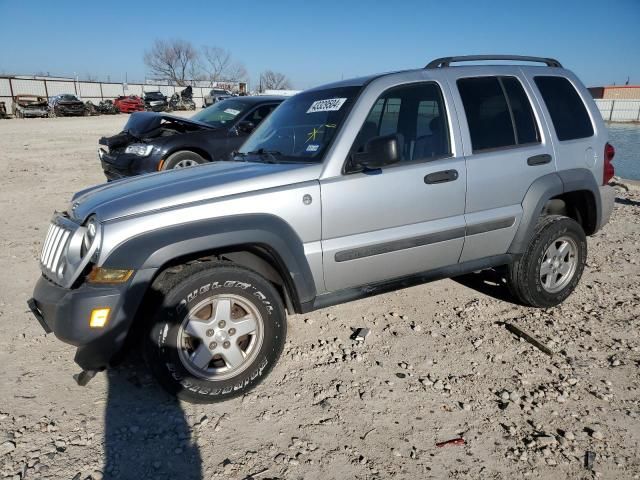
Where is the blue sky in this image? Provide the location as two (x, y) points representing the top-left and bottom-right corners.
(0, 0), (638, 89)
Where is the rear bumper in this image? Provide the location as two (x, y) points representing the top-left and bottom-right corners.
(28, 269), (156, 370)
(117, 105), (144, 113)
(598, 185), (616, 230)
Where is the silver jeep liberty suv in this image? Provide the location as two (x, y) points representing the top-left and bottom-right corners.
(29, 55), (616, 403)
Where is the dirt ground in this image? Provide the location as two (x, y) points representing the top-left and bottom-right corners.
(0, 114), (639, 480)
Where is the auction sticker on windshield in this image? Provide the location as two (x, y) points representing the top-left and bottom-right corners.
(224, 108), (241, 116)
(306, 144), (320, 152)
(306, 98), (347, 114)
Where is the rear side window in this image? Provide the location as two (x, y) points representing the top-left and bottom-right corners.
(534, 76), (594, 141)
(457, 76), (540, 152)
(502, 77), (539, 145)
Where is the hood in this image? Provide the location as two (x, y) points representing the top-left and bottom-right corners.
(70, 161), (322, 222)
(17, 99), (47, 107)
(122, 111), (215, 137)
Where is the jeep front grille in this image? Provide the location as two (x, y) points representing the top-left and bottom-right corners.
(40, 222), (72, 281)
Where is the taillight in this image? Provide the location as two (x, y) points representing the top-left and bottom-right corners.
(603, 142), (615, 185)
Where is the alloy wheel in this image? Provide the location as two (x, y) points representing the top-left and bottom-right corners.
(539, 235), (578, 293)
(177, 294), (264, 380)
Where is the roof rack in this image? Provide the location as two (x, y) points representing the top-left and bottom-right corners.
(425, 55), (562, 69)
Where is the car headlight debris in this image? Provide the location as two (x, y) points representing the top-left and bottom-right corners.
(125, 144), (154, 157)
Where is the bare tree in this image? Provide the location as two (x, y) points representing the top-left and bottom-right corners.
(200, 46), (248, 82)
(259, 70), (291, 91)
(144, 39), (199, 86)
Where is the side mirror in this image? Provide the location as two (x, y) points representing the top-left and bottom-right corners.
(353, 134), (401, 170)
(237, 120), (255, 134)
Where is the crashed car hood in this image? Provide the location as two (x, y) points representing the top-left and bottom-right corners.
(18, 100), (47, 107)
(122, 111), (215, 137)
(70, 161), (322, 222)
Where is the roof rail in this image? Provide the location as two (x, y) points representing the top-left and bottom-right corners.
(425, 55), (563, 69)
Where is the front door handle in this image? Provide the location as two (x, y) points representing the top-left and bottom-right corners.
(424, 169), (459, 184)
(527, 154), (552, 166)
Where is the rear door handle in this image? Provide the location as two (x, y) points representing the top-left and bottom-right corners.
(527, 154), (552, 166)
(424, 169), (459, 184)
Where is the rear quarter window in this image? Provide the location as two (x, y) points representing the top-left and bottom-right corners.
(534, 76), (594, 141)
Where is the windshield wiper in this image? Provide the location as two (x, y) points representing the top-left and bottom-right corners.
(244, 148), (284, 163)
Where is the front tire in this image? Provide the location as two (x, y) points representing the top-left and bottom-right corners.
(162, 150), (206, 170)
(507, 215), (587, 308)
(144, 262), (286, 403)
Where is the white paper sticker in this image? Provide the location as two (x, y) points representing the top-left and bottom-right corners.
(224, 108), (241, 116)
(306, 144), (320, 152)
(306, 98), (347, 114)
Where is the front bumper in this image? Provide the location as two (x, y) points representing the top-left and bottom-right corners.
(28, 269), (156, 370)
(21, 108), (49, 117)
(98, 148), (161, 181)
(145, 102), (167, 112)
(55, 105), (85, 116)
(599, 184), (616, 230)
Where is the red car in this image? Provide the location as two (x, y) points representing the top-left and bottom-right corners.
(114, 95), (144, 113)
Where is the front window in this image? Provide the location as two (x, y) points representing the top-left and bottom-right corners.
(350, 82), (451, 162)
(237, 86), (362, 163)
(59, 94), (80, 102)
(191, 99), (250, 127)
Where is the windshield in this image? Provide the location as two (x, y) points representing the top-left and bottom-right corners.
(191, 98), (249, 127)
(60, 94), (79, 102)
(238, 86), (361, 163)
(145, 92), (164, 99)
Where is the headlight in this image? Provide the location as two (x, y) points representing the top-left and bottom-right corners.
(81, 216), (98, 257)
(125, 144), (153, 157)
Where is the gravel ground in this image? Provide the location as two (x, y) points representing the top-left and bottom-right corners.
(0, 114), (639, 480)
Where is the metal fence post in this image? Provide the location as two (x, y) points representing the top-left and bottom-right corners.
(43, 79), (49, 99)
(609, 100), (615, 121)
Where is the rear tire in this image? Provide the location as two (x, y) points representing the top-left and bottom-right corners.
(162, 150), (206, 170)
(143, 262), (287, 403)
(506, 215), (587, 308)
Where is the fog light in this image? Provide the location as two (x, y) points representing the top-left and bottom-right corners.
(90, 308), (110, 328)
(87, 267), (133, 284)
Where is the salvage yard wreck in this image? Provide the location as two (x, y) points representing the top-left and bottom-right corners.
(12, 94), (49, 118)
(97, 96), (282, 179)
(49, 94), (87, 117)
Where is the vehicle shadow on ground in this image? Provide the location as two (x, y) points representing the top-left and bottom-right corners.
(453, 268), (519, 304)
(615, 197), (640, 207)
(103, 356), (202, 480)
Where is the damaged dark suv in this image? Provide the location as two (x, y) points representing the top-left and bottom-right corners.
(49, 94), (87, 117)
(143, 91), (168, 112)
(98, 96), (283, 180)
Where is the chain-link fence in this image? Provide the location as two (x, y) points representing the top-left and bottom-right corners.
(595, 99), (640, 123)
